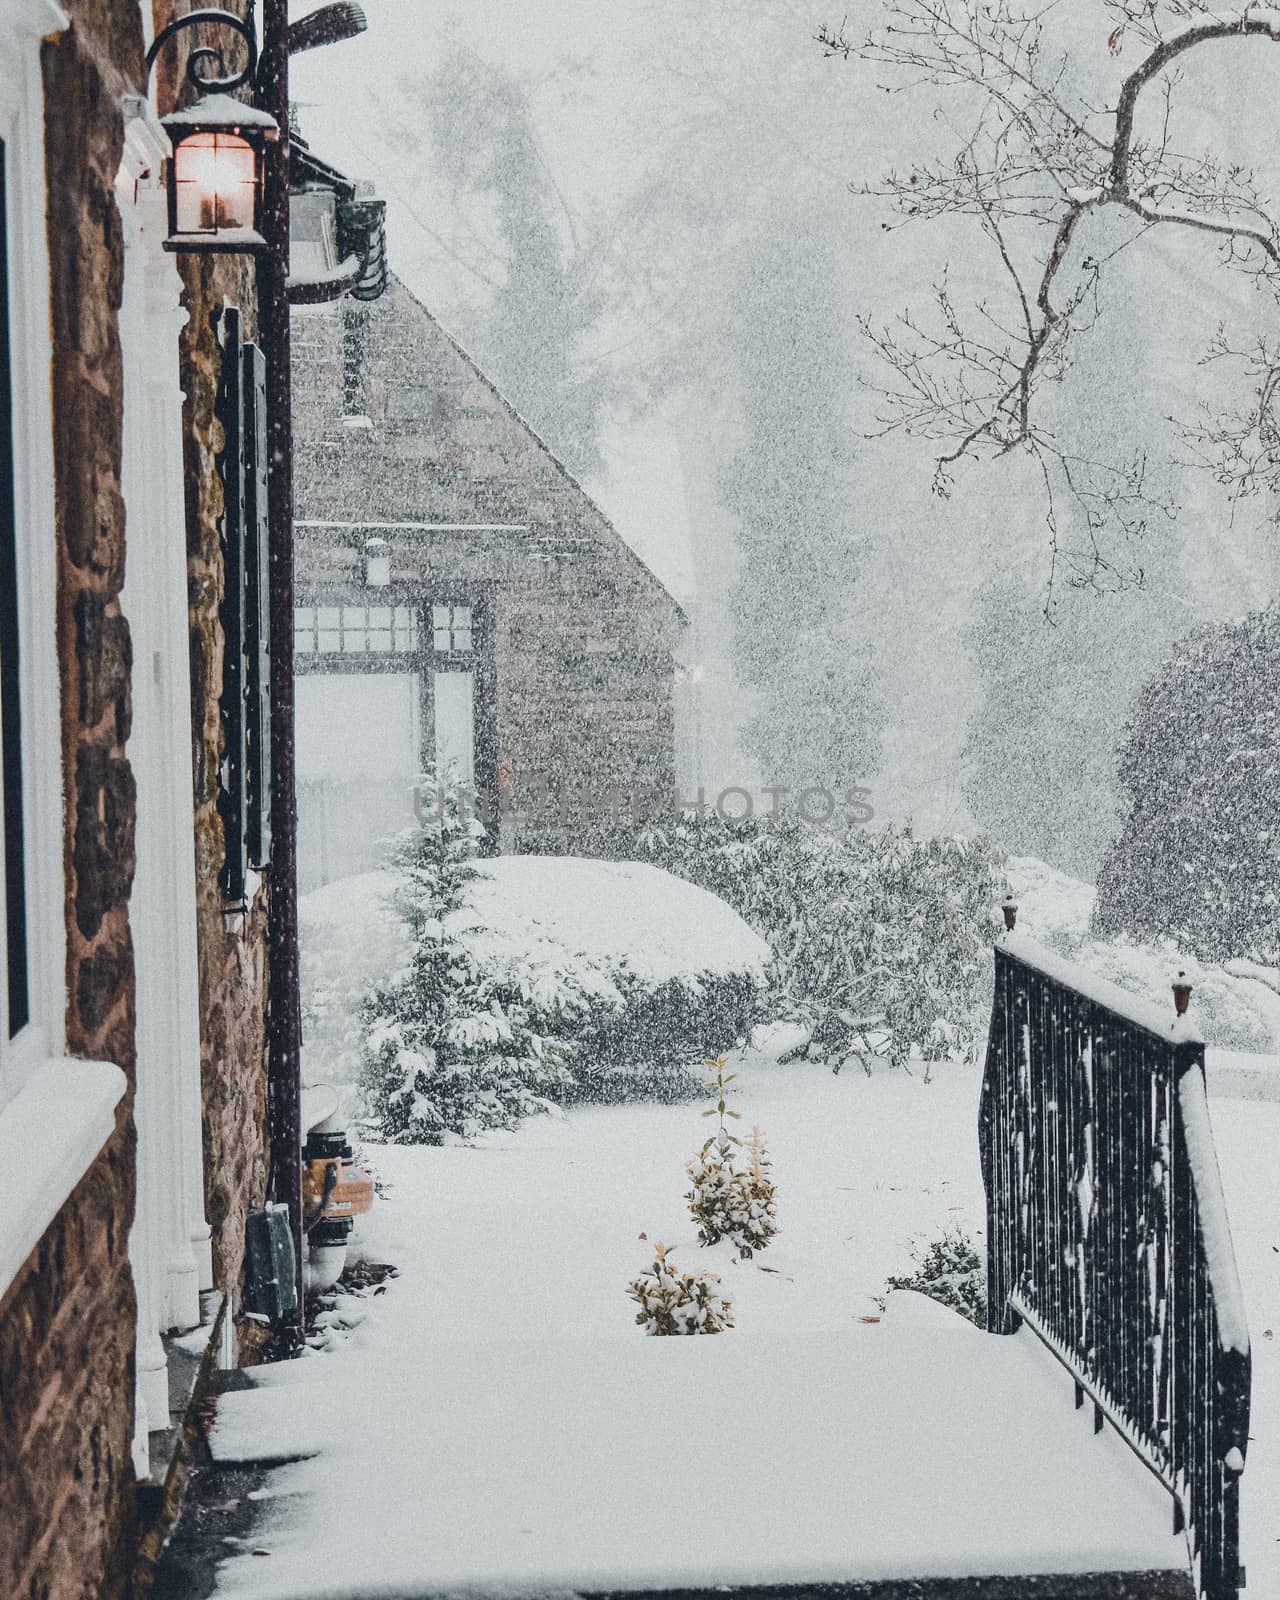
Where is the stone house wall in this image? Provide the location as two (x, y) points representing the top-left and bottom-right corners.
(292, 274), (683, 854)
(0, 3), (270, 1595)
(0, 12), (147, 1596)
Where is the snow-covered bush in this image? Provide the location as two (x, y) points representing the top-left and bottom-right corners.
(641, 813), (1006, 1067)
(686, 1132), (778, 1255)
(625, 1242), (734, 1335)
(419, 854), (768, 1105)
(883, 1229), (986, 1328)
(563, 971), (759, 1104)
(358, 791), (571, 1144)
(685, 1058), (778, 1254)
(1094, 608), (1280, 967)
(1008, 857), (1280, 1056)
(304, 847), (769, 1126)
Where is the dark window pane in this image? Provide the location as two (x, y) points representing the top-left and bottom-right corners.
(0, 140), (30, 1038)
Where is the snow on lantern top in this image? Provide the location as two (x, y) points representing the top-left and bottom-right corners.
(160, 93), (279, 254)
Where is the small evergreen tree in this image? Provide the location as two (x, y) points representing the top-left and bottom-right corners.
(1094, 608), (1280, 965)
(359, 788), (571, 1143)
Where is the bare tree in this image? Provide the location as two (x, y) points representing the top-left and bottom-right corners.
(819, 3), (1280, 589)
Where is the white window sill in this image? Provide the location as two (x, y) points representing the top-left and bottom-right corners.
(0, 1058), (127, 1303)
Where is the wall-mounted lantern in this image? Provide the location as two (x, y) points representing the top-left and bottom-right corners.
(144, 9), (279, 254)
(363, 537), (391, 587)
(161, 93), (280, 253)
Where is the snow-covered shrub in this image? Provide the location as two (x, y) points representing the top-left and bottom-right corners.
(686, 1133), (778, 1255)
(562, 971), (760, 1104)
(882, 1229), (986, 1328)
(1094, 608), (1280, 967)
(1008, 857), (1280, 1056)
(625, 1242), (734, 1335)
(685, 1058), (778, 1253)
(359, 791), (571, 1144)
(457, 855), (768, 1104)
(641, 813), (1006, 1067)
(311, 846), (768, 1128)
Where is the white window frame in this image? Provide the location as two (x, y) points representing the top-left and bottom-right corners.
(0, 0), (126, 1303)
(0, 0), (69, 1101)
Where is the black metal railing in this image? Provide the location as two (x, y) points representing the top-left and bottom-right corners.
(980, 931), (1251, 1600)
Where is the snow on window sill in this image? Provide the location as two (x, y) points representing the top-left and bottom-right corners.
(0, 1057), (126, 1304)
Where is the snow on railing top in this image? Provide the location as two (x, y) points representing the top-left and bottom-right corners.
(1177, 1067), (1251, 1358)
(1003, 929), (1204, 1045)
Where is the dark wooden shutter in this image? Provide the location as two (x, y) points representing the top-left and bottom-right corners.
(217, 308), (249, 907)
(218, 309), (273, 906)
(243, 339), (272, 868)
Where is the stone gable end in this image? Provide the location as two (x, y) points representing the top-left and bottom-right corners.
(292, 272), (684, 858)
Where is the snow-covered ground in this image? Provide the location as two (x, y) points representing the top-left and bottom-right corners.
(256, 855), (1278, 1598)
(207, 1043), (1280, 1598)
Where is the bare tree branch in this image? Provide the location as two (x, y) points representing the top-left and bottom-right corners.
(820, 1), (1280, 577)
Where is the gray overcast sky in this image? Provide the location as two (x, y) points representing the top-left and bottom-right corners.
(290, 2), (1280, 832)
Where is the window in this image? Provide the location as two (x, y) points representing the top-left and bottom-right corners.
(0, 135), (28, 1041)
(294, 602), (419, 657)
(432, 603), (473, 655)
(0, 45), (59, 1072)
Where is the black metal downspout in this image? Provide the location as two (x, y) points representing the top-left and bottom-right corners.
(257, 0), (305, 1352)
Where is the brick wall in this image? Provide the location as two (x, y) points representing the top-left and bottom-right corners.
(292, 275), (683, 853)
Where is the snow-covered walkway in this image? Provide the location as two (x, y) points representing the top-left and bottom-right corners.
(196, 1052), (1273, 1599)
(209, 1316), (1182, 1596)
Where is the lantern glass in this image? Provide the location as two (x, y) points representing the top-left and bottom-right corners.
(173, 130), (257, 234)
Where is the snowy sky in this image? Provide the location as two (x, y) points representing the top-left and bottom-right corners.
(289, 0), (864, 588)
(290, 2), (1280, 838)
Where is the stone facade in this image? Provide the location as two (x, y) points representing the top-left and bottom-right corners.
(0, 11), (145, 1597)
(292, 274), (684, 865)
(0, 3), (270, 1595)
